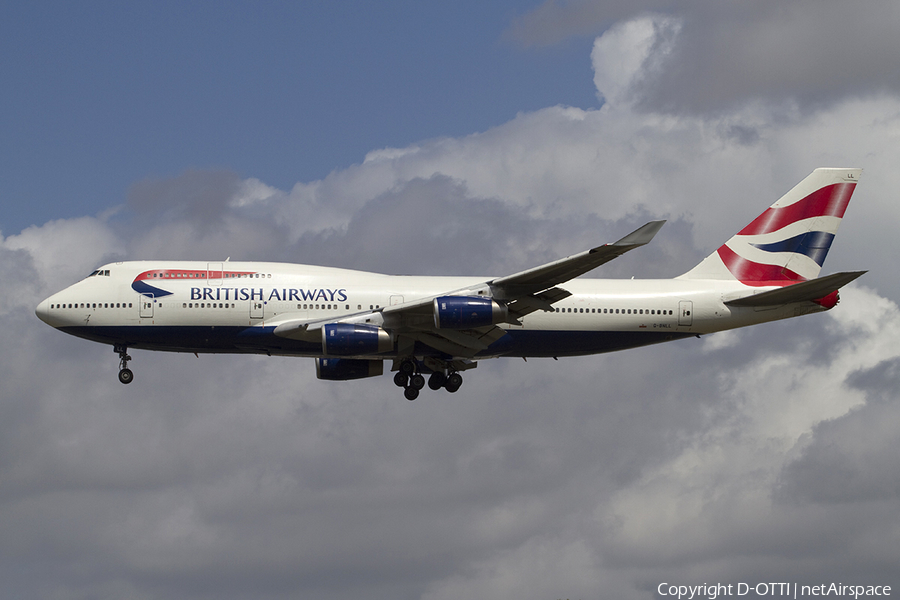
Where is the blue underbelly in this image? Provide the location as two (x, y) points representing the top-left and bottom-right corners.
(60, 325), (692, 358)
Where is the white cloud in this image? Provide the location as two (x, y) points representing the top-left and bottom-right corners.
(598, 286), (900, 574)
(509, 0), (900, 113)
(591, 14), (682, 107)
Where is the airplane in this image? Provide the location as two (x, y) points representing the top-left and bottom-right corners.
(36, 168), (865, 400)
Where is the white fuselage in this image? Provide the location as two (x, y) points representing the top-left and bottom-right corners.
(35, 260), (819, 359)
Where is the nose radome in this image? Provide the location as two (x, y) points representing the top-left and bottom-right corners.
(35, 298), (51, 325)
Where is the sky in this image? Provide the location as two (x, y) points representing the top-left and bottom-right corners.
(3, 1), (900, 599)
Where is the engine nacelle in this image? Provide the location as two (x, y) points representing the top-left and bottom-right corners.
(315, 358), (384, 381)
(433, 296), (507, 329)
(322, 323), (393, 356)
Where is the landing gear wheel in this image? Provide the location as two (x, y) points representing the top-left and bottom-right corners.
(409, 373), (425, 391)
(428, 372), (447, 390)
(114, 345), (133, 385)
(393, 372), (409, 388)
(445, 372), (463, 393)
(404, 387), (419, 401)
(399, 359), (416, 376)
(118, 368), (134, 385)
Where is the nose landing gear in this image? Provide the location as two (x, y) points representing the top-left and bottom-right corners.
(114, 345), (133, 384)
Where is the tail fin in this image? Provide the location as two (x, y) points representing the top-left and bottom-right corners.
(679, 168), (861, 285)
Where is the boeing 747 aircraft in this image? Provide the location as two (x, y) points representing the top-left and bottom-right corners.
(36, 168), (865, 400)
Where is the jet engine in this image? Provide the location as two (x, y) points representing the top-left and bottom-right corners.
(322, 323), (392, 356)
(433, 296), (507, 329)
(315, 358), (384, 380)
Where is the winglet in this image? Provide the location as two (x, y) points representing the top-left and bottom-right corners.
(609, 220), (666, 248)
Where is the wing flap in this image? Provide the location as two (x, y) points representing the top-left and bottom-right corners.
(507, 286), (572, 319)
(412, 326), (508, 358)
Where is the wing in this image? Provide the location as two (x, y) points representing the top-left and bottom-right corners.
(274, 220), (666, 358)
(489, 220), (666, 299)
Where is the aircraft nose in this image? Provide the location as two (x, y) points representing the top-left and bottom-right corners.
(35, 298), (51, 325)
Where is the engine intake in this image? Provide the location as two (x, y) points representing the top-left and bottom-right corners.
(433, 296), (507, 329)
(322, 323), (392, 356)
(315, 358), (384, 380)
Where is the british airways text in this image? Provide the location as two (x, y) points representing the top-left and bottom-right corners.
(191, 287), (348, 302)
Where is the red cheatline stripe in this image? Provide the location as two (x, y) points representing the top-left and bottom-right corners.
(135, 269), (255, 281)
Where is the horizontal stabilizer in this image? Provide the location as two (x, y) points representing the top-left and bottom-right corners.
(724, 271), (866, 307)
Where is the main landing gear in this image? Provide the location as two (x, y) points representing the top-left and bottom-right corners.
(393, 358), (463, 400)
(114, 345), (133, 384)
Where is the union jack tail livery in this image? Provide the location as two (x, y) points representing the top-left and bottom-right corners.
(679, 168), (861, 286)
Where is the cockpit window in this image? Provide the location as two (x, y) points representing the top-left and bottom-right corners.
(89, 270), (100, 277)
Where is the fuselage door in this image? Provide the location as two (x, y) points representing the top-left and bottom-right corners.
(250, 301), (264, 320)
(207, 262), (223, 286)
(678, 300), (693, 326)
(140, 294), (154, 318)
(390, 295), (404, 306)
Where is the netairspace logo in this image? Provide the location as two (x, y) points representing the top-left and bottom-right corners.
(657, 582), (892, 600)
